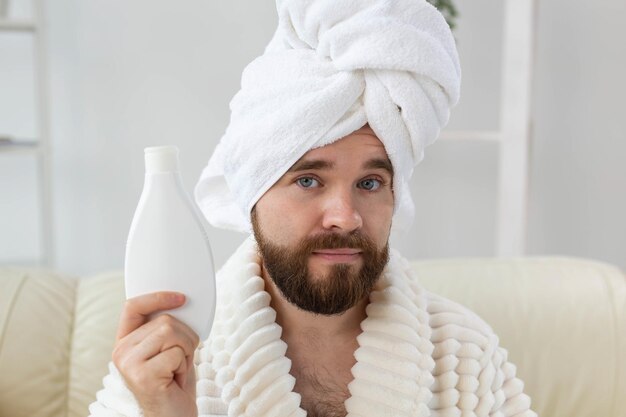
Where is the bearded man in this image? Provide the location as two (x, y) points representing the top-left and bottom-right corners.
(90, 1), (536, 416)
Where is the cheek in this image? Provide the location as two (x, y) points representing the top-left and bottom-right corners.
(255, 196), (308, 245)
(361, 199), (394, 243)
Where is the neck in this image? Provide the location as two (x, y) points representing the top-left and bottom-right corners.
(260, 263), (368, 345)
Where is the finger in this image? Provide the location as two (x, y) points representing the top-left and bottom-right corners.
(116, 313), (200, 358)
(113, 314), (167, 363)
(122, 318), (198, 366)
(144, 345), (187, 385)
(173, 348), (190, 388)
(122, 346), (187, 393)
(184, 352), (196, 391)
(116, 291), (186, 340)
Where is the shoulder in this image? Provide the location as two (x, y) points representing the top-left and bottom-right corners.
(385, 250), (500, 353)
(421, 291), (534, 416)
(421, 289), (504, 386)
(389, 250), (497, 347)
(422, 289), (509, 377)
(424, 290), (497, 350)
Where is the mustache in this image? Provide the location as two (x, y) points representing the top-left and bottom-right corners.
(298, 232), (377, 252)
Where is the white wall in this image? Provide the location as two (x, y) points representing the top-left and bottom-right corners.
(528, 0), (626, 266)
(1, 0), (625, 274)
(47, 0), (279, 274)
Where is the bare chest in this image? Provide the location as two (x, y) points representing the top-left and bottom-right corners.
(290, 360), (355, 417)
(283, 329), (361, 417)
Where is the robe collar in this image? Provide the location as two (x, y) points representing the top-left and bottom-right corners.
(208, 236), (435, 416)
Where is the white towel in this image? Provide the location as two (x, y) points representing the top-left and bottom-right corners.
(195, 0), (461, 233)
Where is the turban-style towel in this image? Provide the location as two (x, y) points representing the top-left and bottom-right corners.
(195, 0), (461, 233)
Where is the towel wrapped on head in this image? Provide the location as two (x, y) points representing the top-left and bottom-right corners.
(195, 0), (461, 233)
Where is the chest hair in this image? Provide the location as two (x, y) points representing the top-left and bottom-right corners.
(293, 365), (351, 417)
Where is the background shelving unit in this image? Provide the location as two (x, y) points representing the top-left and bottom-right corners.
(0, 0), (53, 266)
(439, 0), (536, 256)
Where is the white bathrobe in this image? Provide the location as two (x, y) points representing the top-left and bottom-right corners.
(89, 237), (537, 417)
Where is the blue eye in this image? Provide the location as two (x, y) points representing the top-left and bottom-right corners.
(297, 177), (320, 188)
(359, 178), (381, 191)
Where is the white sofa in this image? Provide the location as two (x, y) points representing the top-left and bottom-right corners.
(0, 256), (624, 417)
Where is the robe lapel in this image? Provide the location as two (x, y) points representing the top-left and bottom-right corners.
(208, 237), (434, 417)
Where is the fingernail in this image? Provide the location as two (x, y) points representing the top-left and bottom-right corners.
(171, 292), (185, 303)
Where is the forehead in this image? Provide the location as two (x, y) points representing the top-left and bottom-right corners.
(298, 130), (388, 162)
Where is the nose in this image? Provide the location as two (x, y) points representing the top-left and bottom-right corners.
(321, 188), (363, 232)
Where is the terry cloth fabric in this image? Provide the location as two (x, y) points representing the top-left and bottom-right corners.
(89, 237), (537, 417)
(194, 0), (461, 234)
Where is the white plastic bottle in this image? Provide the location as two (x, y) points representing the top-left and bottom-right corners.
(125, 146), (215, 341)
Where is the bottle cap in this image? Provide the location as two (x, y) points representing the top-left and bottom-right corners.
(144, 146), (180, 173)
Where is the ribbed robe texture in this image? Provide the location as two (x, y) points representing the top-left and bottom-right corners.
(89, 237), (536, 417)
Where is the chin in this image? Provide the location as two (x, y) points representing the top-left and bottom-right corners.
(307, 262), (358, 278)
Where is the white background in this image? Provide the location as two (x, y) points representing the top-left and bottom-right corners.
(1, 0), (625, 275)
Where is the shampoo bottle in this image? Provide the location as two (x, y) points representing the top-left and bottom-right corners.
(125, 146), (215, 340)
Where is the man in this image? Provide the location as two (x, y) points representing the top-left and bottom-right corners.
(90, 1), (536, 416)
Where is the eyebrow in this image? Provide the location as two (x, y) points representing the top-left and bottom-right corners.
(287, 157), (394, 176)
(287, 159), (334, 173)
(364, 158), (394, 177)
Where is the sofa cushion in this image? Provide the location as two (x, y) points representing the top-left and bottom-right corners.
(69, 272), (125, 417)
(0, 268), (76, 417)
(0, 268), (124, 417)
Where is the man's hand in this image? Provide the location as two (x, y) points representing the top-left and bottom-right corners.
(112, 292), (199, 417)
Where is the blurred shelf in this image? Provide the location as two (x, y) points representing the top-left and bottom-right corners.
(0, 19), (37, 32)
(0, 137), (41, 154)
(0, 1), (53, 268)
(439, 130), (501, 142)
(0, 258), (43, 268)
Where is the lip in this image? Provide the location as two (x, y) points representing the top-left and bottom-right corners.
(313, 248), (362, 255)
(311, 248), (362, 262)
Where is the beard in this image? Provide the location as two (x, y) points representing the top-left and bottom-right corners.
(251, 210), (389, 315)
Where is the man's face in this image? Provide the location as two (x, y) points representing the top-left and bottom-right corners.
(252, 126), (394, 315)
